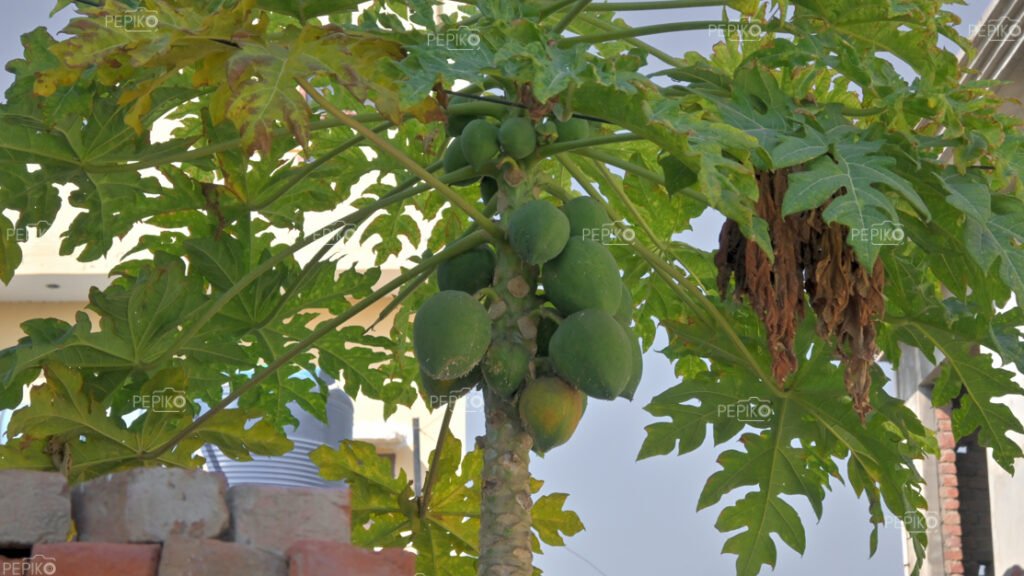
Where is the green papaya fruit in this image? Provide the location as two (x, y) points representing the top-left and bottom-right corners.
(480, 177), (499, 203)
(443, 139), (478, 186)
(535, 119), (559, 145)
(460, 119), (500, 171)
(518, 376), (585, 454)
(448, 114), (475, 137)
(443, 138), (468, 173)
(542, 237), (622, 315)
(555, 117), (589, 142)
(535, 312), (559, 357)
(414, 290), (492, 380)
(437, 245), (495, 295)
(562, 196), (610, 239)
(446, 95), (477, 136)
(482, 339), (531, 397)
(498, 117), (537, 159)
(619, 330), (643, 401)
(549, 309), (632, 400)
(614, 283), (633, 325)
(507, 200), (571, 265)
(420, 366), (480, 408)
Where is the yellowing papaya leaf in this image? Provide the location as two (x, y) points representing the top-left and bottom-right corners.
(531, 493), (584, 548)
(256, 0), (361, 20)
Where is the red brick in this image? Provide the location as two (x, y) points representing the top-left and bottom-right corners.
(32, 543), (159, 576)
(940, 487), (959, 499)
(945, 560), (964, 575)
(942, 524), (962, 537)
(942, 511), (961, 525)
(942, 474), (959, 487)
(940, 450), (957, 463)
(158, 537), (285, 576)
(937, 418), (952, 432)
(941, 498), (960, 511)
(287, 541), (415, 576)
(938, 433), (956, 450)
(939, 462), (957, 475)
(944, 548), (963, 561)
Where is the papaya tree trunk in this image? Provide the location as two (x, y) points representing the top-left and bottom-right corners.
(478, 170), (538, 576)
(479, 387), (534, 575)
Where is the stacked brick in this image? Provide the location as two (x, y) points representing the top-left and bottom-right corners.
(935, 407), (964, 576)
(0, 468), (415, 576)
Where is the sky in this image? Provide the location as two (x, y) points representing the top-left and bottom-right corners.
(0, 1), (996, 575)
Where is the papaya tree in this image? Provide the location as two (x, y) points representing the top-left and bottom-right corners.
(1, 0), (1023, 575)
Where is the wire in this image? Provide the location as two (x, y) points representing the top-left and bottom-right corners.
(439, 89), (613, 125)
(562, 544), (614, 576)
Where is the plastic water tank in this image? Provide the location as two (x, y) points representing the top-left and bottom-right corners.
(202, 370), (354, 488)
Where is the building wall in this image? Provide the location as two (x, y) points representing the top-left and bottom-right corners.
(897, 357), (1024, 576)
(986, 395), (1024, 574)
(898, 345), (947, 576)
(956, 434), (993, 575)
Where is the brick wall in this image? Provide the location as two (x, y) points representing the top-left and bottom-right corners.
(936, 406), (965, 576)
(0, 468), (415, 576)
(935, 406), (997, 576)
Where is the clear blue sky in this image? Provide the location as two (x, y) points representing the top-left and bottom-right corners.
(0, 2), (994, 575)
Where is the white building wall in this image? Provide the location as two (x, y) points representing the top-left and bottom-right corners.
(986, 393), (1024, 573)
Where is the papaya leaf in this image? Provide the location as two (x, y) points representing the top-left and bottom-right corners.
(0, 215), (22, 285)
(965, 204), (1024, 302)
(788, 0), (964, 84)
(531, 493), (584, 548)
(572, 82), (771, 255)
(3, 362), (204, 481)
(256, 0), (361, 20)
(784, 139), (921, 267)
(311, 439), (415, 548)
(639, 369), (748, 460)
(180, 409), (294, 462)
(892, 309), (1024, 472)
(653, 313), (933, 575)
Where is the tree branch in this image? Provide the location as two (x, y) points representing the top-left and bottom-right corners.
(556, 154), (772, 385)
(85, 114), (383, 173)
(552, 0), (593, 33)
(585, 0), (726, 10)
(557, 20), (729, 48)
(419, 402), (455, 519)
(537, 133), (641, 157)
(251, 121), (393, 210)
(140, 230), (492, 460)
(146, 164), (464, 371)
(296, 77), (504, 240)
(253, 158), (447, 332)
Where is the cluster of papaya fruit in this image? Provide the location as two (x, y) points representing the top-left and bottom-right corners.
(442, 94), (590, 194)
(414, 107), (641, 455)
(511, 195), (644, 453)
